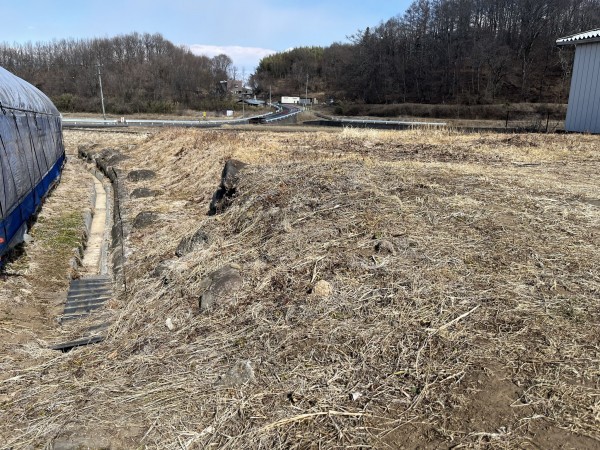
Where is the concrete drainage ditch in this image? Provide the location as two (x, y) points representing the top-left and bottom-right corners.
(52, 166), (115, 352)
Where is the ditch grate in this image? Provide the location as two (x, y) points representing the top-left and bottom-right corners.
(52, 275), (112, 351)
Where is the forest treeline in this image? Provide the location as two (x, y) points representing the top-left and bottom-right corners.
(251, 0), (600, 105)
(0, 32), (234, 113)
(2, 0), (598, 113)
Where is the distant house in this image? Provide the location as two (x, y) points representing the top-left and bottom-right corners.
(241, 98), (265, 106)
(220, 79), (253, 97)
(557, 29), (600, 134)
(298, 98), (319, 106)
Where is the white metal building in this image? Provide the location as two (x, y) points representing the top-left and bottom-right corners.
(557, 29), (600, 134)
(281, 96), (300, 104)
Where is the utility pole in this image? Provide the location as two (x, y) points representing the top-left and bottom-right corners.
(241, 67), (246, 118)
(97, 63), (106, 120)
(269, 85), (272, 106)
(305, 74), (309, 111)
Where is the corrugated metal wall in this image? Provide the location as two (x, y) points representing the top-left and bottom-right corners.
(565, 42), (600, 134)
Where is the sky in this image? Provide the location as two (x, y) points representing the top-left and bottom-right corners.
(3, 0), (412, 76)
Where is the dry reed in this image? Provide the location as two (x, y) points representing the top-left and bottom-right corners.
(0, 127), (599, 449)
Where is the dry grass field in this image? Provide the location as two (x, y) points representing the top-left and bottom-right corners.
(1, 126), (599, 449)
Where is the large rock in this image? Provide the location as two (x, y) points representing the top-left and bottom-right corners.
(127, 169), (156, 182)
(175, 229), (210, 257)
(77, 144), (99, 162)
(199, 265), (243, 311)
(209, 159), (248, 215)
(132, 211), (159, 229)
(86, 148), (128, 176)
(130, 187), (159, 199)
(221, 159), (248, 190)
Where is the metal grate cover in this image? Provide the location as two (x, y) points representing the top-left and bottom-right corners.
(52, 275), (112, 351)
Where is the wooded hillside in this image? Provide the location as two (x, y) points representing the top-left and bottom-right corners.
(251, 0), (600, 105)
(0, 33), (233, 113)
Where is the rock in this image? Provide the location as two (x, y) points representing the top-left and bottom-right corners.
(350, 392), (362, 401)
(97, 147), (126, 165)
(220, 360), (254, 387)
(209, 189), (228, 215)
(151, 260), (173, 285)
(52, 436), (111, 450)
(375, 239), (396, 255)
(77, 144), (97, 162)
(312, 280), (333, 298)
(132, 211), (159, 229)
(111, 220), (122, 248)
(94, 148), (127, 174)
(151, 260), (170, 278)
(199, 265), (243, 311)
(221, 159), (248, 190)
(112, 244), (125, 274)
(175, 229), (210, 257)
(130, 187), (158, 199)
(209, 159), (248, 215)
(127, 169), (156, 182)
(52, 425), (145, 450)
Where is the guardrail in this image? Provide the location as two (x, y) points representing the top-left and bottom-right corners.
(62, 107), (289, 129)
(313, 112), (446, 128)
(262, 105), (301, 123)
(64, 116), (255, 128)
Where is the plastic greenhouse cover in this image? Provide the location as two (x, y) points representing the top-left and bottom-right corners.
(0, 65), (64, 257)
(0, 66), (60, 115)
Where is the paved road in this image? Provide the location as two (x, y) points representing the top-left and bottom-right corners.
(261, 104), (301, 123)
(62, 104), (301, 128)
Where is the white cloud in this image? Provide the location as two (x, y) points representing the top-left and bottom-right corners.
(188, 44), (276, 73)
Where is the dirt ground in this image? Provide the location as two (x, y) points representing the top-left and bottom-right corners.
(0, 126), (599, 449)
(0, 155), (93, 367)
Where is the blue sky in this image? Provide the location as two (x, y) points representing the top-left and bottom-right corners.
(3, 1), (412, 74)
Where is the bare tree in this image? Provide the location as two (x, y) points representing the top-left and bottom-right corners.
(0, 33), (235, 113)
(252, 0), (599, 105)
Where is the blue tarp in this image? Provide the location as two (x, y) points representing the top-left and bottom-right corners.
(0, 66), (65, 261)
